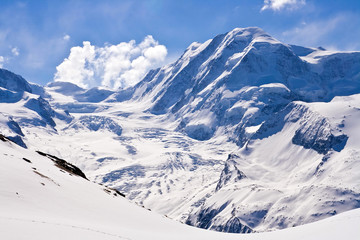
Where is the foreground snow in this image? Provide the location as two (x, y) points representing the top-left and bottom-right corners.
(1, 138), (359, 240)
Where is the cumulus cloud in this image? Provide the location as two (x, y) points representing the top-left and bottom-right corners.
(54, 35), (167, 89)
(261, 0), (306, 11)
(11, 47), (20, 56)
(63, 34), (70, 41)
(0, 56), (4, 68)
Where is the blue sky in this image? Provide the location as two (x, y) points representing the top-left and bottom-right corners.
(0, 0), (359, 87)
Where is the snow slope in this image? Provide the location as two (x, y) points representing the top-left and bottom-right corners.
(20, 80), (360, 233)
(1, 136), (360, 240)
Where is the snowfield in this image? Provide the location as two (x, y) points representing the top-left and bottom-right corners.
(1, 137), (360, 240)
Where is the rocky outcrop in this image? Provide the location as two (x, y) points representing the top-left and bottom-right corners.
(216, 154), (246, 191)
(24, 97), (56, 127)
(36, 151), (88, 180)
(186, 201), (253, 234)
(292, 115), (348, 154)
(252, 103), (348, 154)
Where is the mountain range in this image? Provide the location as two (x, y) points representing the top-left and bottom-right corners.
(1, 27), (360, 236)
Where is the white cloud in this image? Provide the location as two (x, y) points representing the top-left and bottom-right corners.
(54, 35), (167, 89)
(11, 47), (19, 56)
(54, 41), (96, 88)
(0, 56), (4, 68)
(63, 34), (70, 41)
(261, 0), (306, 11)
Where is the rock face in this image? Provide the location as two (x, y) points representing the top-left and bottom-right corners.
(186, 201), (253, 234)
(36, 151), (88, 180)
(251, 103), (349, 154)
(218, 216), (253, 233)
(290, 108), (348, 154)
(24, 97), (56, 127)
(216, 154), (246, 191)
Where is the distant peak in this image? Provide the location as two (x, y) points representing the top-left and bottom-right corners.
(46, 81), (85, 96)
(46, 81), (83, 89)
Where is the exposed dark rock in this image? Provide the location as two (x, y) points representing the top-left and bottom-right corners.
(314, 154), (332, 175)
(251, 103), (348, 154)
(186, 202), (229, 230)
(104, 187), (126, 198)
(0, 134), (8, 142)
(216, 154), (246, 191)
(214, 216), (252, 233)
(240, 209), (269, 228)
(292, 121), (348, 154)
(36, 151), (88, 180)
(186, 201), (253, 233)
(22, 158), (32, 163)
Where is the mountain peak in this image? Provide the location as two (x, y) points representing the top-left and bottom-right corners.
(0, 68), (32, 93)
(46, 81), (85, 96)
(228, 26), (268, 37)
(224, 27), (277, 44)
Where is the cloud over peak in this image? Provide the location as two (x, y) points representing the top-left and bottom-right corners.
(54, 35), (167, 89)
(261, 0), (306, 12)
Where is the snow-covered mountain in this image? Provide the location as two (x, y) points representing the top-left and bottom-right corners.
(0, 69), (72, 148)
(0, 27), (360, 235)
